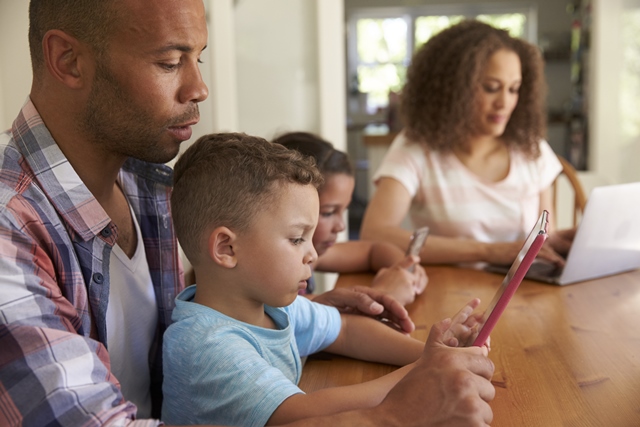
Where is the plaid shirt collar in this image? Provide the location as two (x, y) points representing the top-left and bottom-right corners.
(11, 97), (111, 241)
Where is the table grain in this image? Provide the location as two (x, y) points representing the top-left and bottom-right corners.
(299, 266), (640, 426)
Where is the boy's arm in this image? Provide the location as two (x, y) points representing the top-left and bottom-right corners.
(270, 316), (495, 427)
(323, 312), (424, 366)
(267, 363), (414, 426)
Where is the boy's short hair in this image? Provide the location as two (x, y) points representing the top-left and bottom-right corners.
(171, 132), (324, 264)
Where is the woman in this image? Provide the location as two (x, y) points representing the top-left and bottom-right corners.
(360, 20), (574, 266)
(274, 131), (428, 305)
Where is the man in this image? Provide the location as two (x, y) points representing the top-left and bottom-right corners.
(0, 0), (495, 426)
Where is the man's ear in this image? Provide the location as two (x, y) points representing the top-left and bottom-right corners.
(207, 226), (237, 268)
(42, 29), (90, 89)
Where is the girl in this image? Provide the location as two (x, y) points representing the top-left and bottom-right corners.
(274, 131), (427, 306)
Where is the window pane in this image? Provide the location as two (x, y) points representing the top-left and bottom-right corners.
(358, 64), (406, 112)
(357, 18), (407, 64)
(476, 14), (526, 38)
(415, 15), (465, 49)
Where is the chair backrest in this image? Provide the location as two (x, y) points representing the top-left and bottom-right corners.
(553, 155), (587, 227)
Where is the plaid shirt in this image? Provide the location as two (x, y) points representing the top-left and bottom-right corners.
(0, 99), (184, 427)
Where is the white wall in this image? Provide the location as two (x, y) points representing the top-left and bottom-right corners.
(0, 1), (31, 131)
(590, 0), (640, 186)
(234, 0), (320, 139)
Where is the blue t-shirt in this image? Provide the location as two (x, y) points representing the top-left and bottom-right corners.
(161, 286), (342, 427)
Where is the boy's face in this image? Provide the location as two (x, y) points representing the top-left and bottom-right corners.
(234, 183), (319, 307)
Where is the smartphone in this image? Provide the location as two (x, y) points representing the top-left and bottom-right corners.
(405, 227), (429, 272)
(468, 210), (549, 347)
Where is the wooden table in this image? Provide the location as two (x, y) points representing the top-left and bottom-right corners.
(299, 266), (640, 426)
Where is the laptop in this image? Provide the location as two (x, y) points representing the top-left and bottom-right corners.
(488, 182), (640, 285)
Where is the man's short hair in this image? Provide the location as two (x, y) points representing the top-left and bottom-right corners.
(29, 0), (117, 75)
(171, 133), (324, 265)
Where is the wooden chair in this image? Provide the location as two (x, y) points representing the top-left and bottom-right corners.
(553, 155), (587, 227)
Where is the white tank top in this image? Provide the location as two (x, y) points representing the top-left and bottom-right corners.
(106, 208), (157, 418)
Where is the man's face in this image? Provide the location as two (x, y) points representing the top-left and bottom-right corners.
(81, 0), (209, 164)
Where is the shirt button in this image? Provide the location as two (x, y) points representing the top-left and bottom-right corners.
(101, 227), (112, 237)
(93, 273), (104, 284)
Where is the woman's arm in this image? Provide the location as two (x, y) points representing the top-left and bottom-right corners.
(361, 177), (521, 265)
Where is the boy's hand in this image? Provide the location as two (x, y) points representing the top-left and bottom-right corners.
(372, 318), (495, 427)
(442, 298), (490, 349)
(312, 286), (415, 333)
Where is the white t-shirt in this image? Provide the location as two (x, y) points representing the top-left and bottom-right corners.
(373, 132), (562, 243)
(106, 210), (157, 418)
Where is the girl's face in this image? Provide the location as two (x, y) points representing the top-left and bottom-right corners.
(474, 49), (522, 138)
(312, 173), (356, 256)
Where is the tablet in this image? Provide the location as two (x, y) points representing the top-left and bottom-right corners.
(469, 210), (549, 347)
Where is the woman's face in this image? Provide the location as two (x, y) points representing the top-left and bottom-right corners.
(312, 173), (355, 256)
(474, 49), (522, 138)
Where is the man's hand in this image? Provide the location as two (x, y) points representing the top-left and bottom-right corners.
(312, 286), (415, 334)
(371, 255), (428, 305)
(371, 317), (496, 427)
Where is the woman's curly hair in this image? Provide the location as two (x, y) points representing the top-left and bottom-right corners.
(401, 19), (546, 158)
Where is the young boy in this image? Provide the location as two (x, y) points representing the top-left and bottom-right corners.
(162, 133), (481, 427)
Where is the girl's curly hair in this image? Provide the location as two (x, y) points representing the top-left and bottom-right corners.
(401, 19), (546, 158)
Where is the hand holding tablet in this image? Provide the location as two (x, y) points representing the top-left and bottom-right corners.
(465, 210), (549, 347)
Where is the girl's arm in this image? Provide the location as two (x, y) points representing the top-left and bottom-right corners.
(360, 177), (522, 265)
(315, 240), (405, 273)
(315, 235), (427, 306)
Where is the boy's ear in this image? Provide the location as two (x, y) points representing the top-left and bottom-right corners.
(207, 226), (237, 268)
(42, 29), (89, 89)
